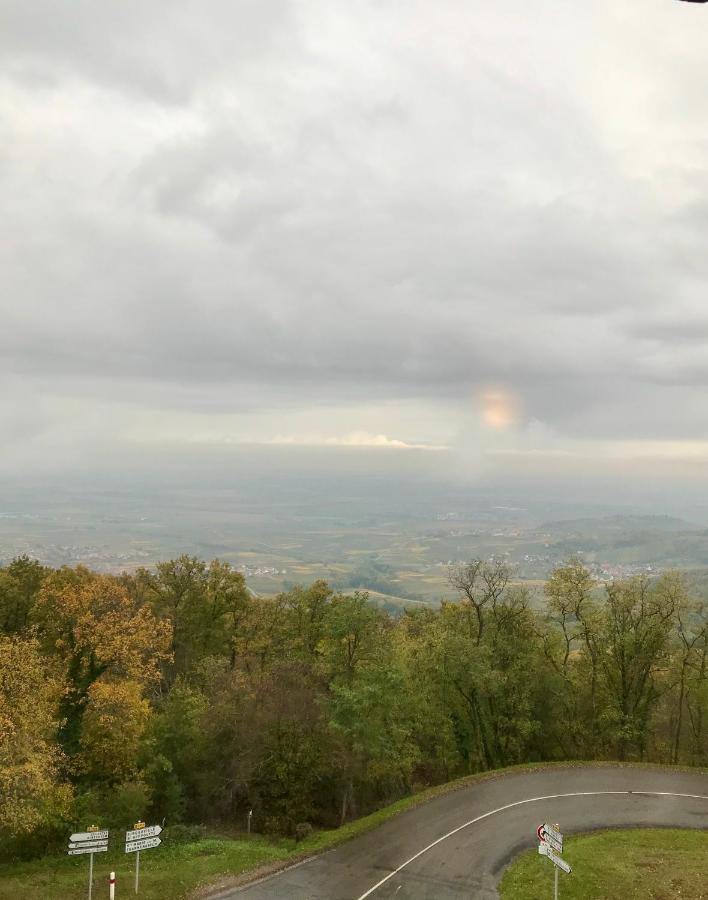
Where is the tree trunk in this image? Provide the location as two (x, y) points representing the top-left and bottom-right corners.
(672, 659), (688, 765)
(340, 780), (353, 827)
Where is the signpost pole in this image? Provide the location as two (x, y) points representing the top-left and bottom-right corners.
(553, 822), (560, 900)
(68, 826), (108, 899)
(125, 821), (162, 891)
(537, 821), (569, 894)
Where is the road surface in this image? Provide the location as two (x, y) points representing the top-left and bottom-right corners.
(214, 765), (708, 899)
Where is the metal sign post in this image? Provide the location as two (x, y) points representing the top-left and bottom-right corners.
(133, 820), (144, 894)
(125, 821), (163, 894)
(537, 822), (571, 897)
(67, 826), (109, 900)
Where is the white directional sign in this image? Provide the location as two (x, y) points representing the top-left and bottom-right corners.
(537, 823), (563, 853)
(543, 823), (562, 841)
(67, 833), (108, 856)
(126, 836), (161, 854)
(544, 823), (563, 849)
(126, 822), (163, 894)
(68, 828), (109, 900)
(537, 820), (571, 897)
(126, 824), (162, 842)
(546, 847), (572, 875)
(68, 845), (108, 856)
(71, 830), (109, 843)
(69, 840), (108, 850)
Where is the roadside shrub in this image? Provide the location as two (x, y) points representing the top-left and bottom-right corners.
(295, 822), (313, 842)
(261, 815), (289, 835)
(163, 823), (207, 845)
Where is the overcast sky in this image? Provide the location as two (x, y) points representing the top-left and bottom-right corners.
(2, 0), (708, 481)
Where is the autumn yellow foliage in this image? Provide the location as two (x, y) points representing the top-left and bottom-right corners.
(78, 680), (151, 781)
(0, 635), (72, 839)
(35, 569), (172, 685)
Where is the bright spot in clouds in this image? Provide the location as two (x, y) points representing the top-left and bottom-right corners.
(479, 387), (521, 431)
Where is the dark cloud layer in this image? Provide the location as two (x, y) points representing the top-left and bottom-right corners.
(2, 0), (708, 470)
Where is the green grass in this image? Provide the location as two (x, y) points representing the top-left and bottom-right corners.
(2, 763), (706, 900)
(0, 835), (297, 900)
(499, 829), (708, 900)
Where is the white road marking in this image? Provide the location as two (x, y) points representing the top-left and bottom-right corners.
(354, 789), (708, 899)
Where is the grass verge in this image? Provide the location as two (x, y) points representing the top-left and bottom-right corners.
(0, 835), (298, 900)
(499, 829), (708, 900)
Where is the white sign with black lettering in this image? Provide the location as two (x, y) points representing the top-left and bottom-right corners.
(546, 847), (572, 875)
(68, 845), (108, 856)
(126, 824), (162, 842)
(125, 836), (161, 854)
(67, 832), (108, 857)
(70, 830), (109, 843)
(67, 829), (109, 900)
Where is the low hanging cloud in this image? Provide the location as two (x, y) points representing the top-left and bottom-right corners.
(269, 432), (449, 450)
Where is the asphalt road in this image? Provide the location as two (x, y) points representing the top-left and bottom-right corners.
(217, 765), (708, 900)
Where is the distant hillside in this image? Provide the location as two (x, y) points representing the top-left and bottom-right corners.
(539, 514), (703, 536)
(533, 515), (708, 569)
(683, 569), (708, 602)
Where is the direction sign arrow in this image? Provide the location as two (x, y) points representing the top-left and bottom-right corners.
(537, 823), (563, 853)
(125, 836), (161, 854)
(68, 840), (108, 850)
(126, 824), (162, 842)
(70, 830), (109, 842)
(546, 847), (572, 875)
(68, 846), (108, 856)
(543, 823), (563, 844)
(544, 833), (563, 853)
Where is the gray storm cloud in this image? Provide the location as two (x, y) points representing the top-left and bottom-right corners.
(2, 0), (708, 469)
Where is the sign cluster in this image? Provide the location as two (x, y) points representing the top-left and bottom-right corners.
(125, 823), (162, 853)
(125, 821), (162, 894)
(537, 822), (572, 894)
(67, 822), (163, 898)
(67, 828), (109, 900)
(68, 829), (109, 856)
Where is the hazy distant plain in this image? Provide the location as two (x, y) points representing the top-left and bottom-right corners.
(3, 448), (708, 608)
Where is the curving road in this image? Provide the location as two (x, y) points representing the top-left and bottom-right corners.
(214, 765), (708, 899)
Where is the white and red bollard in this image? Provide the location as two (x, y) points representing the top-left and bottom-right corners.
(109, 871), (116, 899)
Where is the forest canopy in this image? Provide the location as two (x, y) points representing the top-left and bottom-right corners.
(1, 555), (706, 860)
